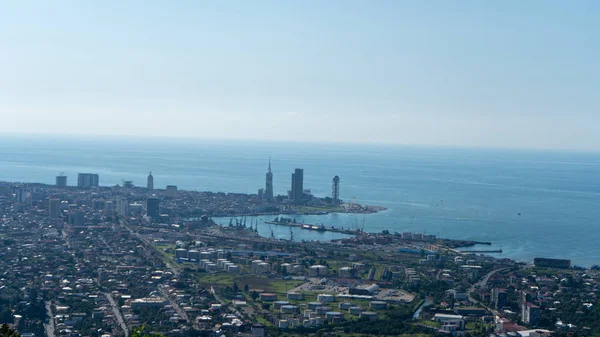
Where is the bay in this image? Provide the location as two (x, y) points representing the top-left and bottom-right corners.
(1, 134), (599, 267)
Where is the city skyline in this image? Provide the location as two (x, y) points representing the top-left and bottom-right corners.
(45, 162), (337, 201)
(1, 2), (599, 334)
(1, 1), (599, 150)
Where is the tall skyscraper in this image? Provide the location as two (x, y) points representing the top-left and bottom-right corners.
(291, 173), (296, 199)
(332, 175), (340, 205)
(56, 175), (67, 188)
(146, 197), (160, 218)
(147, 171), (154, 190)
(291, 168), (304, 203)
(49, 198), (60, 218)
(265, 159), (273, 201)
(77, 173), (99, 188)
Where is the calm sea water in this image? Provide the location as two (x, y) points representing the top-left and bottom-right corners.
(1, 135), (599, 267)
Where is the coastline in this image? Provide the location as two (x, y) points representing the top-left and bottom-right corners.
(204, 203), (387, 217)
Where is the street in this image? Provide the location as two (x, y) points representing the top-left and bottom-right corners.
(43, 301), (55, 337)
(105, 292), (129, 337)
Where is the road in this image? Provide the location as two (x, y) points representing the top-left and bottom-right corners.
(475, 267), (510, 288)
(43, 301), (55, 337)
(120, 219), (180, 276)
(105, 292), (129, 337)
(210, 286), (225, 305)
(158, 285), (190, 324)
(413, 298), (433, 320)
(468, 267), (510, 307)
(211, 286), (244, 320)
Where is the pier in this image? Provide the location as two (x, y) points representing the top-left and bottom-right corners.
(459, 249), (503, 254)
(265, 221), (360, 235)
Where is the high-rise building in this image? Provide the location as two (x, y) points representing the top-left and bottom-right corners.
(291, 173), (295, 199)
(77, 173), (99, 188)
(117, 198), (129, 216)
(56, 175), (67, 188)
(69, 211), (85, 226)
(146, 197), (160, 218)
(104, 201), (114, 214)
(291, 168), (304, 203)
(522, 302), (541, 325)
(165, 185), (178, 197)
(492, 288), (508, 310)
(49, 198), (60, 218)
(265, 159), (273, 201)
(14, 186), (25, 203)
(258, 188), (264, 199)
(332, 175), (340, 205)
(147, 171), (154, 190)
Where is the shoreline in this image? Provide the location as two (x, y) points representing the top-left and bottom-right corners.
(203, 205), (387, 218)
(210, 217), (495, 251)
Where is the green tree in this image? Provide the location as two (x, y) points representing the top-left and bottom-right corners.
(0, 324), (20, 337)
(130, 327), (164, 337)
(0, 309), (13, 324)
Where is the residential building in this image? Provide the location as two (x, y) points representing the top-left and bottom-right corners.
(522, 302), (540, 325)
(146, 197), (160, 218)
(493, 288), (508, 310)
(49, 198), (60, 218)
(56, 175), (67, 188)
(77, 173), (99, 188)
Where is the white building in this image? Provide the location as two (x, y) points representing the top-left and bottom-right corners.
(433, 313), (465, 331)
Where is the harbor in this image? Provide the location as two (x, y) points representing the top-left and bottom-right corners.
(264, 220), (361, 235)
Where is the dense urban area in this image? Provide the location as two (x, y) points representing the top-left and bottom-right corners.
(1, 170), (599, 337)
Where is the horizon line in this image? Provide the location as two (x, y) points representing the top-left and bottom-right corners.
(1, 131), (599, 154)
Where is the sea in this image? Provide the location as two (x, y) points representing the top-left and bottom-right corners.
(1, 134), (599, 267)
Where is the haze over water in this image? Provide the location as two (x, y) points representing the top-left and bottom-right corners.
(2, 135), (599, 267)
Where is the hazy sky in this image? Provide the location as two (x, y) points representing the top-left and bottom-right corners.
(1, 1), (599, 149)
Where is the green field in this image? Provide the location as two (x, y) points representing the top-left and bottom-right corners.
(197, 274), (305, 294)
(466, 321), (489, 331)
(412, 319), (440, 328)
(153, 244), (176, 264)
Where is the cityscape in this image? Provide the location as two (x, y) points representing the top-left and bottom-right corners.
(2, 1), (600, 337)
(1, 161), (597, 337)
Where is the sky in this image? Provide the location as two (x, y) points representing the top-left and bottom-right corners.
(1, 1), (599, 150)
